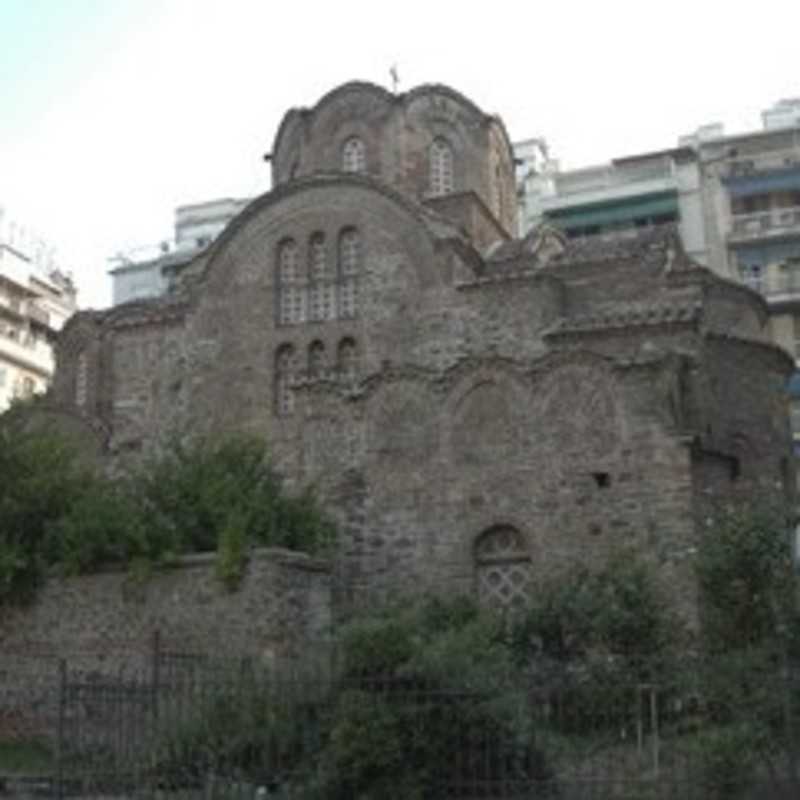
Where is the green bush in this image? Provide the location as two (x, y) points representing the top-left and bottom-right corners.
(0, 426), (92, 601)
(509, 552), (680, 684)
(695, 504), (797, 654)
(320, 597), (554, 800)
(0, 428), (336, 602)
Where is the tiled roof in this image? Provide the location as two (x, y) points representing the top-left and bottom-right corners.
(548, 300), (703, 335)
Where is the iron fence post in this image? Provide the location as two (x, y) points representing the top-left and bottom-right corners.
(56, 658), (66, 800)
(151, 629), (161, 721)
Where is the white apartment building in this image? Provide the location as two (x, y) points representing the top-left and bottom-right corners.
(0, 207), (77, 411)
(515, 100), (800, 450)
(515, 141), (708, 265)
(109, 197), (249, 305)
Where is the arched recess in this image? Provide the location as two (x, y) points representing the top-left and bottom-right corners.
(534, 358), (622, 466)
(449, 369), (530, 469)
(474, 524), (531, 611)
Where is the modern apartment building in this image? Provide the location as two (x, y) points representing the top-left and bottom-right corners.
(515, 98), (800, 449)
(109, 197), (249, 305)
(0, 208), (78, 411)
(516, 142), (708, 264)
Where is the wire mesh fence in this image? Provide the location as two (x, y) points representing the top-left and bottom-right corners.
(2, 642), (800, 798)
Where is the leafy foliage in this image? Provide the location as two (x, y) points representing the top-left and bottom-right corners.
(509, 551), (681, 683)
(0, 426), (93, 600)
(0, 428), (336, 602)
(695, 503), (797, 653)
(691, 503), (800, 796)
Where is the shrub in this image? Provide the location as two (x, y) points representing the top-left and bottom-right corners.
(509, 551), (680, 684)
(0, 426), (92, 601)
(0, 428), (336, 602)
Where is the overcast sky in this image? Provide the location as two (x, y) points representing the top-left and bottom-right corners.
(1, 0), (798, 309)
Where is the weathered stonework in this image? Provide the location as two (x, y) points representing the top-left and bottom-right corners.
(0, 548), (331, 670)
(37, 81), (796, 619)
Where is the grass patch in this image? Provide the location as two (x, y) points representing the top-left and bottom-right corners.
(0, 738), (55, 774)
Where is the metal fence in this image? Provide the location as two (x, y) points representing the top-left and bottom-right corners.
(2, 645), (800, 798)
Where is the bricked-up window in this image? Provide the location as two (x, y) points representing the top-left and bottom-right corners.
(475, 525), (531, 611)
(75, 351), (88, 407)
(308, 340), (326, 378)
(338, 228), (360, 319)
(342, 137), (366, 173)
(338, 337), (358, 380)
(308, 234), (336, 322)
(275, 344), (297, 416)
(430, 137), (454, 196)
(277, 239), (305, 325)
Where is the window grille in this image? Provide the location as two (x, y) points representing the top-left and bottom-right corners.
(309, 234), (336, 322)
(475, 526), (531, 610)
(339, 229), (360, 319)
(277, 240), (305, 325)
(430, 138), (454, 196)
(275, 345), (297, 415)
(342, 137), (366, 173)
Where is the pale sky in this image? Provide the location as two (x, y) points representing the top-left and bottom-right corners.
(1, 0), (798, 309)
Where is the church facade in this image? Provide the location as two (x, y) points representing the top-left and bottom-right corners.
(41, 82), (794, 611)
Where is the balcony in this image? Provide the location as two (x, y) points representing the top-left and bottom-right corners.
(729, 206), (800, 244)
(0, 331), (53, 376)
(740, 270), (800, 306)
(27, 303), (51, 328)
(552, 158), (675, 200)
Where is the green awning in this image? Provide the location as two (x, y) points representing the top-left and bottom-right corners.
(545, 191), (678, 230)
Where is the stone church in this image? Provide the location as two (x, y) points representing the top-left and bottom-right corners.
(39, 81), (794, 610)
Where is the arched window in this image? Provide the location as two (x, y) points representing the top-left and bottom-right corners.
(275, 344), (297, 416)
(75, 351), (88, 407)
(308, 340), (326, 378)
(338, 228), (360, 319)
(277, 239), (305, 325)
(338, 338), (358, 381)
(308, 234), (336, 322)
(475, 525), (531, 611)
(342, 137), (366, 173)
(430, 138), (454, 196)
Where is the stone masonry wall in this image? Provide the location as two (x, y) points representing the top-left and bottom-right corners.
(0, 548), (332, 675)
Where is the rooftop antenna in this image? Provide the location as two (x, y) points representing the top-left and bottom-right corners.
(390, 64), (400, 94)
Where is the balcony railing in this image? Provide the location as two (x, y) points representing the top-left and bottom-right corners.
(741, 271), (800, 302)
(553, 158), (674, 197)
(26, 303), (51, 327)
(0, 331), (53, 376)
(729, 205), (800, 242)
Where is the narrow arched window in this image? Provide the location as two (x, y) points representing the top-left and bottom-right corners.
(308, 233), (336, 322)
(308, 340), (326, 378)
(277, 239), (305, 325)
(275, 344), (297, 416)
(430, 138), (454, 196)
(342, 137), (366, 173)
(338, 228), (360, 319)
(338, 337), (358, 381)
(75, 351), (88, 407)
(475, 525), (531, 611)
